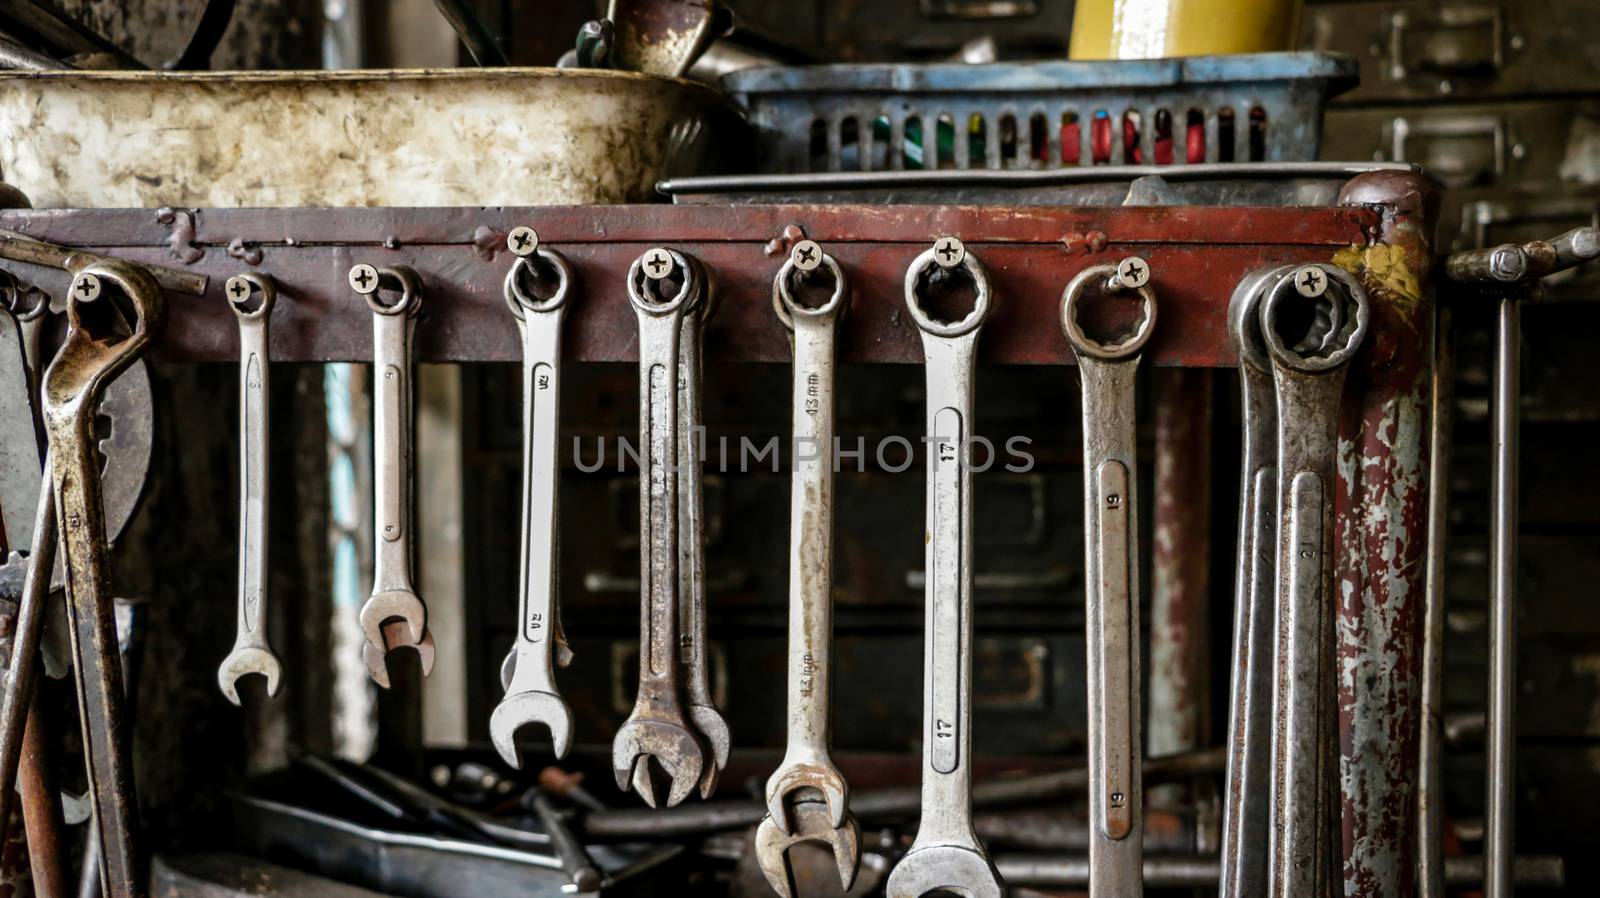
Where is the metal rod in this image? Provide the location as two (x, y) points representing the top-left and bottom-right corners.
(0, 232), (209, 296)
(995, 854), (1563, 890)
(1418, 303), (1453, 898)
(1486, 293), (1520, 898)
(431, 0), (507, 66)
(583, 746), (1223, 838)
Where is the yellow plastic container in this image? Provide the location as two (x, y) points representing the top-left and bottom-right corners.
(1069, 0), (1304, 60)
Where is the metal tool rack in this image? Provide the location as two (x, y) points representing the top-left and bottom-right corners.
(0, 169), (1439, 893)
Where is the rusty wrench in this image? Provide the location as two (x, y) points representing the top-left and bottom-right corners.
(351, 264), (433, 680)
(676, 254), (729, 799)
(490, 230), (577, 765)
(217, 273), (283, 704)
(885, 238), (1003, 898)
(1219, 263), (1298, 898)
(1063, 258), (1157, 898)
(611, 248), (705, 809)
(43, 261), (161, 898)
(1260, 264), (1369, 898)
(756, 240), (860, 898)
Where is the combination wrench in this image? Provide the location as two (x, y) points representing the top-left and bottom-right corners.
(611, 248), (706, 809)
(490, 228), (577, 765)
(1259, 264), (1369, 898)
(351, 264), (433, 682)
(676, 253), (729, 799)
(1063, 257), (1157, 898)
(217, 273), (284, 704)
(1219, 263), (1297, 898)
(755, 240), (861, 898)
(885, 237), (1003, 898)
(43, 261), (161, 898)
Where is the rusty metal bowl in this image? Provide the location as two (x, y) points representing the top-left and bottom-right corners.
(0, 67), (736, 208)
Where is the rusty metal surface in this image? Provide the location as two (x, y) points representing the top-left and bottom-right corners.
(0, 204), (1380, 366)
(1332, 170), (1439, 898)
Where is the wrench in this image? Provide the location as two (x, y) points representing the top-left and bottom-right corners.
(611, 248), (705, 809)
(1063, 258), (1157, 898)
(1258, 264), (1369, 898)
(755, 240), (861, 898)
(352, 264), (432, 677)
(363, 619), (436, 690)
(43, 261), (161, 898)
(217, 273), (284, 705)
(676, 254), (729, 799)
(490, 233), (577, 765)
(1219, 263), (1297, 898)
(885, 238), (1003, 898)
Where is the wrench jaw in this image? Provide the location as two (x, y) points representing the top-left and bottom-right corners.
(885, 844), (1003, 898)
(610, 718), (705, 809)
(358, 589), (428, 654)
(754, 798), (862, 898)
(362, 626), (436, 690)
(489, 691), (574, 767)
(215, 646), (283, 706)
(765, 760), (851, 834)
(687, 704), (730, 798)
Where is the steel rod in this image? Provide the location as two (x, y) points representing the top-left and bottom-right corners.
(1418, 303), (1453, 898)
(995, 854), (1563, 889)
(1486, 294), (1520, 898)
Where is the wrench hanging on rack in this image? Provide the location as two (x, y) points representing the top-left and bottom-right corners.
(755, 239), (861, 898)
(612, 247), (706, 809)
(1219, 263), (1297, 898)
(676, 253), (729, 799)
(217, 272), (283, 704)
(43, 260), (161, 898)
(351, 264), (434, 684)
(1063, 257), (1157, 898)
(886, 237), (1003, 898)
(490, 227), (577, 765)
(1259, 264), (1369, 898)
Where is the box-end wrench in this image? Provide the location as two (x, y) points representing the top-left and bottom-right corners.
(886, 237), (1003, 898)
(755, 240), (861, 898)
(43, 261), (161, 898)
(676, 254), (729, 799)
(217, 273), (283, 705)
(1063, 257), (1157, 898)
(351, 264), (433, 682)
(490, 229), (577, 766)
(1219, 263), (1297, 898)
(612, 248), (705, 809)
(1259, 264), (1369, 898)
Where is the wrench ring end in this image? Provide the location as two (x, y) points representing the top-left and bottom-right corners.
(903, 247), (991, 339)
(504, 249), (573, 318)
(773, 252), (847, 329)
(1060, 264), (1157, 360)
(226, 272), (276, 321)
(1258, 264), (1370, 373)
(626, 250), (695, 317)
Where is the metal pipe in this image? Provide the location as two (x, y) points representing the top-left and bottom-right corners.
(994, 853), (1564, 890)
(19, 697), (68, 898)
(0, 32), (66, 69)
(431, 0), (507, 66)
(1486, 293), (1519, 898)
(1418, 303), (1453, 898)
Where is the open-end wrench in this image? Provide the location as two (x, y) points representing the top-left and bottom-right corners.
(351, 264), (433, 680)
(43, 260), (161, 898)
(217, 273), (283, 705)
(886, 237), (1003, 898)
(676, 254), (729, 799)
(1219, 263), (1297, 898)
(1259, 264), (1370, 898)
(611, 248), (705, 809)
(1063, 257), (1157, 898)
(756, 240), (861, 898)
(490, 229), (577, 766)
(363, 620), (436, 690)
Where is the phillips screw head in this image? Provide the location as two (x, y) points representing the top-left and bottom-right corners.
(349, 264), (380, 295)
(70, 273), (102, 302)
(507, 226), (539, 257)
(791, 239), (822, 272)
(225, 275), (253, 304)
(932, 236), (965, 268)
(1115, 256), (1151, 289)
(641, 247), (674, 280)
(1291, 265), (1329, 298)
